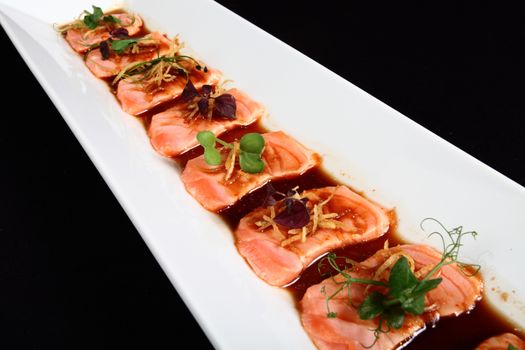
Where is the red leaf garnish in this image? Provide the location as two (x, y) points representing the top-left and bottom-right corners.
(100, 40), (110, 60)
(201, 85), (213, 98)
(181, 80), (199, 102)
(197, 98), (209, 115)
(181, 82), (237, 120)
(110, 28), (129, 38)
(214, 94), (236, 119)
(262, 183), (279, 207)
(274, 198), (310, 228)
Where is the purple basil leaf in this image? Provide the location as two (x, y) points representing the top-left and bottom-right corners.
(264, 196), (277, 207)
(274, 198), (310, 228)
(214, 94), (237, 119)
(100, 40), (110, 60)
(201, 85), (213, 98)
(110, 28), (129, 38)
(287, 189), (298, 197)
(261, 183), (278, 207)
(181, 80), (200, 102)
(284, 198), (294, 212)
(284, 197), (307, 211)
(197, 98), (209, 115)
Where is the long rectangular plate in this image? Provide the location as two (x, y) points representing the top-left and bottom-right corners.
(1, 0), (524, 348)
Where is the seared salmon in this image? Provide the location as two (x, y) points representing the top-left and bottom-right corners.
(476, 333), (525, 350)
(84, 32), (172, 78)
(236, 186), (390, 286)
(116, 67), (222, 115)
(301, 244), (483, 350)
(148, 88), (265, 157)
(65, 13), (143, 53)
(181, 131), (319, 212)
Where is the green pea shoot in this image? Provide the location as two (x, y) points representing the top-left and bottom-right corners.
(319, 218), (480, 347)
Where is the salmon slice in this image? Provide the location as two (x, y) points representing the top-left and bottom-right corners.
(148, 88), (265, 157)
(301, 244), (483, 350)
(65, 13), (143, 53)
(84, 32), (172, 78)
(476, 333), (525, 350)
(180, 131), (319, 212)
(235, 186), (390, 286)
(116, 67), (222, 115)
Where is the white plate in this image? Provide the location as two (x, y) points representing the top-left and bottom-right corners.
(1, 0), (524, 348)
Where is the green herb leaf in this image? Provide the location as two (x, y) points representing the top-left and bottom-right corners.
(92, 6), (103, 19)
(83, 5), (104, 30)
(196, 131), (222, 166)
(508, 344), (519, 350)
(203, 148), (221, 166)
(401, 295), (425, 315)
(385, 307), (405, 329)
(238, 133), (265, 173)
(103, 15), (121, 24)
(111, 39), (138, 54)
(197, 131), (216, 147)
(239, 152), (265, 174)
(358, 291), (386, 320)
(388, 256), (419, 299)
(240, 133), (265, 154)
(413, 278), (442, 296)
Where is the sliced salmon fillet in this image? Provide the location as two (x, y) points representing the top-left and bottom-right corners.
(476, 333), (525, 350)
(116, 67), (222, 115)
(181, 131), (319, 212)
(236, 186), (390, 286)
(65, 13), (143, 53)
(84, 32), (172, 78)
(301, 244), (483, 350)
(302, 274), (424, 350)
(148, 88), (265, 157)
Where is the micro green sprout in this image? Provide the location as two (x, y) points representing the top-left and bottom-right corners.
(196, 131), (221, 166)
(196, 131), (265, 175)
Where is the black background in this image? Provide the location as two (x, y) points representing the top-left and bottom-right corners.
(1, 1), (524, 349)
